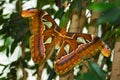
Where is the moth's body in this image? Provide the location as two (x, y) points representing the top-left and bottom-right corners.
(21, 8), (110, 74)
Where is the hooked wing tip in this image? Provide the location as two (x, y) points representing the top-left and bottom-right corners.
(101, 45), (111, 57)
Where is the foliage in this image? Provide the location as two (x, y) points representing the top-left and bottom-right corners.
(76, 62), (106, 80)
(0, 0), (120, 80)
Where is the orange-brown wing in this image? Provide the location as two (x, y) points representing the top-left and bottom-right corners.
(30, 35), (45, 63)
(54, 34), (110, 74)
(21, 9), (60, 64)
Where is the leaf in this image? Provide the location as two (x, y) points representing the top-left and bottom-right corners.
(9, 0), (15, 3)
(10, 41), (17, 53)
(6, 47), (9, 57)
(89, 3), (114, 12)
(0, 65), (8, 76)
(0, 1), (5, 6)
(59, 10), (69, 28)
(0, 10), (6, 25)
(0, 78), (8, 80)
(115, 27), (120, 37)
(97, 8), (120, 24)
(5, 37), (13, 47)
(0, 37), (12, 52)
(88, 61), (105, 80)
(80, 72), (99, 80)
(0, 21), (10, 35)
(61, 0), (71, 3)
(103, 30), (116, 41)
(48, 69), (56, 80)
(80, 62), (105, 80)
(0, 46), (5, 52)
(114, 0), (120, 7)
(54, 8), (64, 19)
(71, 0), (82, 12)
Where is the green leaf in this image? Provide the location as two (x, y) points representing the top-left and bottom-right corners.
(115, 27), (120, 37)
(9, 0), (15, 3)
(97, 8), (120, 24)
(88, 62), (105, 80)
(0, 46), (5, 52)
(103, 30), (116, 41)
(54, 8), (64, 19)
(72, 0), (82, 12)
(0, 37), (12, 52)
(5, 37), (13, 47)
(10, 41), (17, 53)
(114, 0), (120, 7)
(80, 62), (105, 80)
(59, 11), (69, 28)
(6, 47), (9, 57)
(80, 72), (99, 80)
(0, 1), (5, 6)
(0, 65), (8, 76)
(0, 78), (8, 80)
(62, 0), (71, 3)
(89, 3), (114, 12)
(0, 21), (10, 35)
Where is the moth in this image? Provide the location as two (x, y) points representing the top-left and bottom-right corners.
(21, 8), (110, 74)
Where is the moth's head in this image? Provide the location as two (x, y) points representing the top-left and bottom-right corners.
(101, 44), (111, 57)
(21, 8), (47, 18)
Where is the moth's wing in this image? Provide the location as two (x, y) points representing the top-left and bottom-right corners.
(43, 15), (60, 55)
(43, 15), (61, 31)
(67, 33), (93, 41)
(54, 33), (94, 74)
(55, 41), (68, 59)
(29, 35), (45, 64)
(29, 14), (60, 64)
